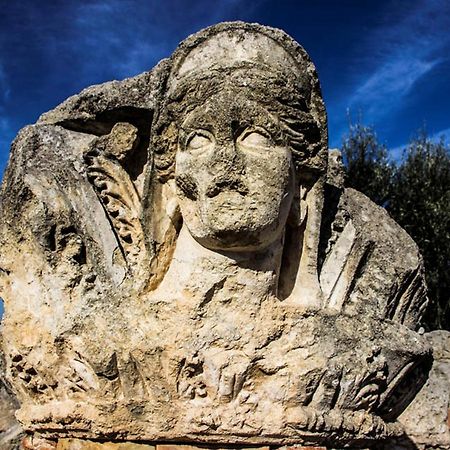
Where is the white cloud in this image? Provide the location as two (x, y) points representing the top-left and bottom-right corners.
(388, 126), (450, 162)
(350, 58), (440, 116)
(0, 117), (9, 131)
(389, 143), (407, 162)
(348, 0), (450, 120)
(430, 127), (450, 143)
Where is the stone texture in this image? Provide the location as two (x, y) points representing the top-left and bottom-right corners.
(156, 446), (268, 450)
(0, 22), (432, 448)
(0, 334), (24, 450)
(22, 436), (57, 449)
(277, 447), (326, 450)
(326, 149), (345, 189)
(37, 65), (166, 135)
(57, 438), (154, 449)
(395, 330), (450, 449)
(279, 448), (326, 450)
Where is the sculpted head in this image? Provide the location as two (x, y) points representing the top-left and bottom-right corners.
(149, 22), (328, 253)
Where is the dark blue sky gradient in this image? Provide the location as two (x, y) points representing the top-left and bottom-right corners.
(1, 0), (450, 175)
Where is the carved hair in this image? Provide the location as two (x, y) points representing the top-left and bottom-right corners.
(151, 22), (328, 183)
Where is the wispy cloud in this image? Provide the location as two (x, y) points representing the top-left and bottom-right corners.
(389, 126), (450, 162)
(0, 61), (11, 103)
(348, 0), (450, 120)
(0, 0), (254, 174)
(430, 127), (450, 143)
(351, 58), (441, 117)
(68, 0), (250, 80)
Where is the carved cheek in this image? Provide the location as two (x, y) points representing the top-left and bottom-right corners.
(272, 150), (293, 184)
(176, 152), (210, 199)
(247, 149), (292, 192)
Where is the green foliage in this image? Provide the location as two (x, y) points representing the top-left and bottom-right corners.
(389, 133), (450, 330)
(341, 122), (394, 206)
(341, 123), (450, 330)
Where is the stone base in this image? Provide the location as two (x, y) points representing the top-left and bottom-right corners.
(24, 438), (327, 450)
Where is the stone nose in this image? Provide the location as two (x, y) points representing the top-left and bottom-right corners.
(210, 138), (245, 173)
(213, 137), (238, 163)
(205, 138), (247, 198)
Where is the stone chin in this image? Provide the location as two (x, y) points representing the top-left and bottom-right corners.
(186, 222), (285, 253)
(180, 190), (293, 252)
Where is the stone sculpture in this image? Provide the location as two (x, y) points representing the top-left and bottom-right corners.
(0, 22), (432, 448)
(398, 330), (450, 449)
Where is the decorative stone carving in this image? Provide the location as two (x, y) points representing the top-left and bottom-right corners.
(0, 22), (432, 448)
(395, 331), (450, 449)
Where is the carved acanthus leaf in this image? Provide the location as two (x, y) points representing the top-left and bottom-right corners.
(84, 124), (147, 273)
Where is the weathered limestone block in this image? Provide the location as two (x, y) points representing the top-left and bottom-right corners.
(0, 22), (432, 448)
(0, 335), (24, 450)
(396, 331), (450, 449)
(57, 439), (155, 449)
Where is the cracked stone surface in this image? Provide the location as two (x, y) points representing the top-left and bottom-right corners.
(0, 22), (434, 448)
(394, 331), (450, 449)
(0, 334), (24, 450)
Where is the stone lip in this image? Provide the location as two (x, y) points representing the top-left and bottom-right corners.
(23, 413), (404, 448)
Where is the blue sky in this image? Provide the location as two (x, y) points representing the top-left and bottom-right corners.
(0, 0), (450, 176)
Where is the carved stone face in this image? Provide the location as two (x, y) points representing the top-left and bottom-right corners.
(175, 86), (295, 251)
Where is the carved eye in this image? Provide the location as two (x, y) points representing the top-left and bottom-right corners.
(186, 132), (213, 154)
(238, 129), (273, 149)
